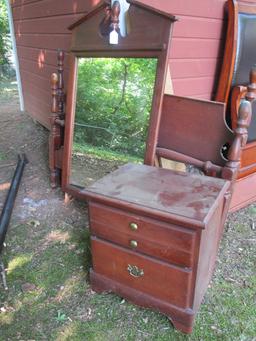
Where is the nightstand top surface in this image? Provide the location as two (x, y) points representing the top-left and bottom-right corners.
(83, 163), (229, 223)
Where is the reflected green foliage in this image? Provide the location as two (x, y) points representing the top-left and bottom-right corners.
(0, 0), (9, 66)
(74, 58), (157, 159)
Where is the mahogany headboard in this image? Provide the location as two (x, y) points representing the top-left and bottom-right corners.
(158, 95), (231, 167)
(216, 0), (256, 104)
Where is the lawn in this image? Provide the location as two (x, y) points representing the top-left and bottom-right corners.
(0, 207), (255, 340)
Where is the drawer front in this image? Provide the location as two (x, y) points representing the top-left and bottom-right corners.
(89, 203), (196, 268)
(91, 238), (193, 309)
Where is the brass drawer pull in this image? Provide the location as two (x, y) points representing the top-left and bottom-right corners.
(127, 264), (144, 278)
(130, 240), (138, 248)
(130, 222), (138, 231)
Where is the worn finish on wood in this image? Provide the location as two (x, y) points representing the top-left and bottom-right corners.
(84, 162), (230, 334)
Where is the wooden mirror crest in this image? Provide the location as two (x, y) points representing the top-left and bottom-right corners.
(49, 0), (176, 198)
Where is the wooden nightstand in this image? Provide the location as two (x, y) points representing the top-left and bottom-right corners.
(82, 163), (230, 334)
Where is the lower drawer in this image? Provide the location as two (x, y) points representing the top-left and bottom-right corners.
(91, 237), (193, 309)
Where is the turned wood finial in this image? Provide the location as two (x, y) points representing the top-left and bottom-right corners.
(111, 1), (121, 31)
(99, 4), (112, 37)
(99, 1), (120, 38)
(223, 100), (251, 181)
(51, 73), (58, 114)
(246, 65), (256, 102)
(57, 50), (65, 117)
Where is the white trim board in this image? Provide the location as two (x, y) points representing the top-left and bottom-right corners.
(5, 0), (24, 111)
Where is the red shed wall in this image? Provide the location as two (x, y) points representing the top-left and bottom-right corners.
(10, 0), (255, 129)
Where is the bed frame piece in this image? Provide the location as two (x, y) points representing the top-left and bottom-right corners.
(156, 95), (251, 185)
(215, 0), (256, 210)
(49, 51), (66, 188)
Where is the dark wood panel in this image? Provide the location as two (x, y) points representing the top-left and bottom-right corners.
(158, 95), (229, 166)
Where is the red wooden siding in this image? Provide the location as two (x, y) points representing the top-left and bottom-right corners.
(10, 0), (248, 129)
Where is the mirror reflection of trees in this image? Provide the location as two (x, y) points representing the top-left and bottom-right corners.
(71, 57), (157, 187)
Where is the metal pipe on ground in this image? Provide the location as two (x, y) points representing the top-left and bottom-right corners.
(0, 154), (28, 290)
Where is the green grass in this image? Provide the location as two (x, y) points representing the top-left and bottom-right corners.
(73, 142), (143, 164)
(0, 151), (7, 161)
(0, 215), (255, 341)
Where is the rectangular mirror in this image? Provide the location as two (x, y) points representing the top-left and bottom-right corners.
(70, 57), (158, 188)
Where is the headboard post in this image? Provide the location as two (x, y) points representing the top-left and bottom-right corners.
(245, 65), (256, 102)
(222, 100), (252, 181)
(57, 50), (65, 121)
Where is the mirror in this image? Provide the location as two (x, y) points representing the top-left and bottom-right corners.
(70, 57), (158, 188)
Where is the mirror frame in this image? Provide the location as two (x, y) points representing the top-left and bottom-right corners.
(61, 0), (176, 199)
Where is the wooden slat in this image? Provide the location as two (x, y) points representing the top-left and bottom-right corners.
(12, 0), (95, 20)
(138, 0), (226, 19)
(14, 12), (224, 39)
(14, 14), (82, 34)
(23, 92), (51, 126)
(22, 78), (51, 102)
(173, 15), (224, 39)
(170, 58), (219, 78)
(172, 77), (215, 96)
(19, 69), (53, 92)
(19, 63), (69, 94)
(17, 46), (70, 69)
(19, 57), (60, 79)
(170, 38), (223, 59)
(22, 83), (51, 107)
(11, 0), (45, 8)
(16, 33), (71, 50)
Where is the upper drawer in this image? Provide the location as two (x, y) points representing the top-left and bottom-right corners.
(89, 203), (197, 268)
